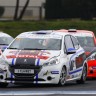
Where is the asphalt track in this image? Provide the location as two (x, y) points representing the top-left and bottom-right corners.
(0, 78), (96, 96)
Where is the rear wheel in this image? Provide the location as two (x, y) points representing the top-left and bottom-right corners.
(58, 66), (67, 86)
(76, 65), (87, 84)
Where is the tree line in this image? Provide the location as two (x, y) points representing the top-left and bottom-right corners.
(45, 0), (96, 20)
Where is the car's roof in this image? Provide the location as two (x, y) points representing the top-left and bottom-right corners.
(56, 29), (94, 37)
(17, 30), (72, 38)
(57, 29), (93, 34)
(0, 32), (12, 37)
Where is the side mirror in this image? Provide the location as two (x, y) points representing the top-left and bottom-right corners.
(67, 48), (76, 54)
(2, 46), (7, 52)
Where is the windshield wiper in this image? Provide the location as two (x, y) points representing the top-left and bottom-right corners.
(7, 48), (19, 49)
(0, 44), (8, 45)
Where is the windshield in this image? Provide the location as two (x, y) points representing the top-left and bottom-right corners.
(76, 36), (95, 47)
(8, 38), (61, 50)
(0, 37), (13, 45)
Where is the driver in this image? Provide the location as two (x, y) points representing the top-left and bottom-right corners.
(42, 39), (50, 47)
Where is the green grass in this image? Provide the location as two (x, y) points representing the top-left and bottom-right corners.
(0, 20), (96, 37)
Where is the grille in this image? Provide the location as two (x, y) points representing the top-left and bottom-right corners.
(9, 64), (42, 78)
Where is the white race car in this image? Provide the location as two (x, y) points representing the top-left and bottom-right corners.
(0, 30), (87, 87)
(0, 32), (13, 52)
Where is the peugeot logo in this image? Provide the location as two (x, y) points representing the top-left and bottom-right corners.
(24, 59), (27, 63)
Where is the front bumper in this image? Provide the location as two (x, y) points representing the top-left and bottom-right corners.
(1, 64), (61, 84)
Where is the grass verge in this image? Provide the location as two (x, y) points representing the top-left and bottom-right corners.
(0, 20), (96, 37)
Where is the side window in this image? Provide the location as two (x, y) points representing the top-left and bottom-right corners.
(65, 35), (74, 50)
(71, 36), (79, 50)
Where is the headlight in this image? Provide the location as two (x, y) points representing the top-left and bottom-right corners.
(43, 57), (60, 66)
(0, 68), (5, 73)
(0, 58), (5, 64)
(0, 56), (7, 65)
(0, 57), (8, 71)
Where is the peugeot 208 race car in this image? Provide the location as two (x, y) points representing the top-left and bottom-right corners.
(0, 32), (13, 53)
(0, 30), (87, 87)
(58, 29), (96, 78)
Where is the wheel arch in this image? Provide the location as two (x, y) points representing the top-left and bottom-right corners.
(58, 65), (67, 86)
(62, 65), (67, 72)
(83, 62), (88, 74)
(62, 65), (68, 75)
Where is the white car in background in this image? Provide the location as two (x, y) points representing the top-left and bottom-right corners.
(0, 32), (13, 53)
(0, 30), (87, 87)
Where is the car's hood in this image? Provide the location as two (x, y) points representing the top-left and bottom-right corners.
(3, 49), (61, 66)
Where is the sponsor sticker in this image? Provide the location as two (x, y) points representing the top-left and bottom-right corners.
(6, 55), (49, 60)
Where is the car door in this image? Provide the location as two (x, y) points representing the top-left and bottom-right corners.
(64, 35), (77, 72)
(71, 36), (86, 70)
(64, 35), (86, 79)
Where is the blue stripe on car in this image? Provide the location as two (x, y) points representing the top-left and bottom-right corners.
(11, 58), (15, 83)
(69, 50), (84, 74)
(12, 58), (14, 66)
(36, 51), (45, 84)
(69, 68), (82, 75)
(36, 58), (40, 84)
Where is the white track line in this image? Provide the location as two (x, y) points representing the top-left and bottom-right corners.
(0, 91), (96, 95)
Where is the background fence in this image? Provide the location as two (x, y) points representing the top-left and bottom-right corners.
(0, 6), (45, 20)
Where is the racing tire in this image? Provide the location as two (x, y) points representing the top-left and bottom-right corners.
(0, 83), (8, 88)
(76, 65), (87, 84)
(58, 66), (67, 86)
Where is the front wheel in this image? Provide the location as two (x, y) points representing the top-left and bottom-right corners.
(76, 65), (87, 84)
(58, 66), (67, 86)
